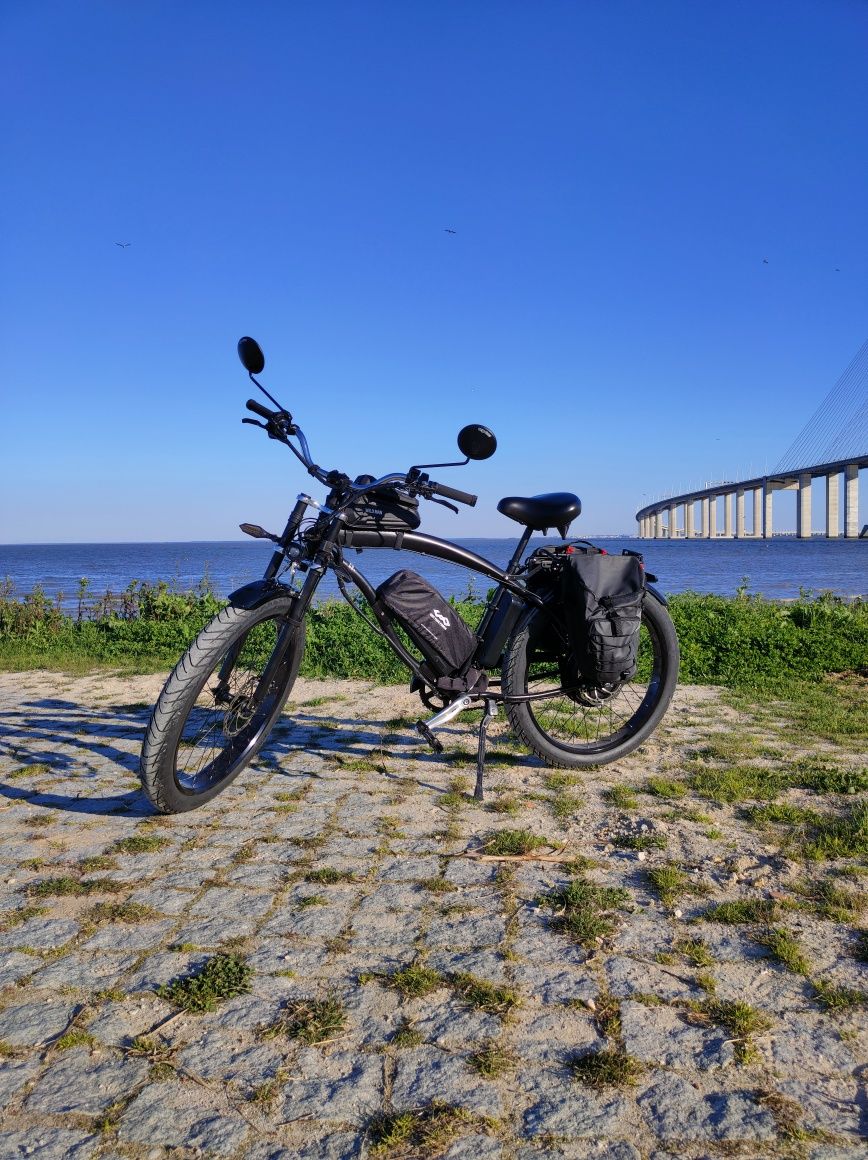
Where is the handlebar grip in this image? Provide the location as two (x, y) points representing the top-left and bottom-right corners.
(246, 398), (276, 420)
(431, 481), (478, 507)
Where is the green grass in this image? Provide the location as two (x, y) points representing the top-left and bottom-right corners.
(157, 953), (252, 1013)
(790, 757), (868, 796)
(7, 762), (51, 779)
(368, 1104), (477, 1156)
(467, 1039), (517, 1077)
(605, 785), (639, 809)
(0, 905), (47, 931)
(674, 937), (714, 968)
(852, 930), (868, 963)
(686, 761), (787, 804)
(384, 964), (445, 998)
(696, 998), (773, 1063)
(590, 989), (623, 1038)
(693, 733), (769, 761)
(54, 1029), (96, 1051)
(78, 855), (117, 872)
(543, 771), (582, 789)
(483, 829), (549, 856)
(644, 776), (688, 799)
(613, 832), (667, 851)
(264, 994), (347, 1044)
(811, 979), (867, 1011)
(83, 901), (159, 925)
(568, 1047), (643, 1088)
(439, 776), (469, 808)
(420, 876), (457, 894)
(538, 876), (629, 947)
(752, 927), (811, 975)
(486, 794), (522, 816)
(793, 877), (866, 922)
(644, 862), (706, 905)
(449, 971), (520, 1015)
(390, 1019), (425, 1049)
(111, 833), (170, 855)
(756, 1090), (811, 1141)
(28, 814), (55, 828)
(748, 799), (868, 860)
(548, 790), (585, 823)
(27, 876), (125, 898)
(701, 898), (777, 924)
(304, 867), (357, 884)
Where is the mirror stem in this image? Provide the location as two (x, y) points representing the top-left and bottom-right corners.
(249, 372), (284, 413)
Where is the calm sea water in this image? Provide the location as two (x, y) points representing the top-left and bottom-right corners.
(1, 537), (865, 611)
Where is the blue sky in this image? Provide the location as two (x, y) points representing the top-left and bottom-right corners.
(2, 0), (867, 542)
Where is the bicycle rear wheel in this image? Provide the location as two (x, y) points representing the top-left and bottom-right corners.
(502, 595), (678, 768)
(140, 597), (305, 813)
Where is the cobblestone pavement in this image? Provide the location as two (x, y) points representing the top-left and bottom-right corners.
(0, 671), (865, 1159)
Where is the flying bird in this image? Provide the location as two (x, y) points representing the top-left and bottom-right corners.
(444, 228), (456, 234)
(115, 242), (131, 248)
(762, 257), (769, 264)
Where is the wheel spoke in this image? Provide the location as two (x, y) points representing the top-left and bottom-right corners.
(505, 605), (674, 759)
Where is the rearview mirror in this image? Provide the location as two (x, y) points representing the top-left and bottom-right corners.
(238, 336), (265, 375)
(457, 424), (497, 460)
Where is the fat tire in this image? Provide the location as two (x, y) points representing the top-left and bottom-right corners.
(140, 597), (304, 813)
(502, 595), (679, 768)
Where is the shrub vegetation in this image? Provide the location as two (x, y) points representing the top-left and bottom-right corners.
(1, 577), (866, 689)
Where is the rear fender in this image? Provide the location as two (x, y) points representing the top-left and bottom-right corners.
(645, 583), (668, 607)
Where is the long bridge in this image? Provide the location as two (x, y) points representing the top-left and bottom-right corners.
(636, 338), (868, 539)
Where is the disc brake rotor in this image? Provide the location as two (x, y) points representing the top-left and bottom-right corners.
(221, 675), (259, 737)
(556, 656), (621, 707)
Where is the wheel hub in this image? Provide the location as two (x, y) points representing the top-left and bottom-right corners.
(222, 689), (257, 737)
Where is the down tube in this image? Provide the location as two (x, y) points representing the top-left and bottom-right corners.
(336, 529), (541, 603)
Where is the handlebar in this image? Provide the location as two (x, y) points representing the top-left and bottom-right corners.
(246, 398), (278, 421)
(243, 401), (479, 512)
(428, 480), (477, 507)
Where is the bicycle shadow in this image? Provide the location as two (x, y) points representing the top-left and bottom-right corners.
(0, 693), (530, 816)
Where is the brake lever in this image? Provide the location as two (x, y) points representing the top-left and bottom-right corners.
(242, 417), (268, 430)
(428, 495), (459, 515)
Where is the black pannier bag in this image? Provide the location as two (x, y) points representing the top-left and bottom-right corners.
(562, 549), (645, 686)
(376, 570), (477, 679)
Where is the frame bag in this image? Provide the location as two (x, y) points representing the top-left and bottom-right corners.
(344, 489), (421, 532)
(376, 570), (477, 679)
(562, 550), (645, 686)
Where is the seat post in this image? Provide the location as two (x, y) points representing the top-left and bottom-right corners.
(505, 526), (533, 575)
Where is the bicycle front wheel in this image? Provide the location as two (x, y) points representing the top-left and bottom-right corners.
(502, 595), (679, 768)
(140, 597), (305, 813)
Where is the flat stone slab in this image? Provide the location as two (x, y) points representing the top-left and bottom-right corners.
(637, 1073), (777, 1142)
(0, 1128), (97, 1159)
(391, 1045), (503, 1116)
(0, 1000), (76, 1047)
(117, 1083), (250, 1152)
(25, 1048), (149, 1115)
(281, 1049), (383, 1122)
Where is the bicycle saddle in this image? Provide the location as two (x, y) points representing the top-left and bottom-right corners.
(497, 492), (581, 533)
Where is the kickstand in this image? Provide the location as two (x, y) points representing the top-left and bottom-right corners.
(474, 697), (497, 802)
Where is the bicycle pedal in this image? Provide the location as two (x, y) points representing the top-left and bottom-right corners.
(415, 720), (444, 754)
